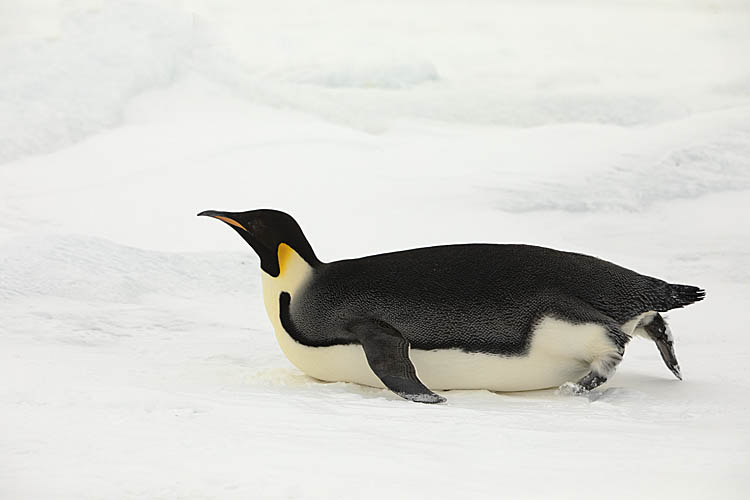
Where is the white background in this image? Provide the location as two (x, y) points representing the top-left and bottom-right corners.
(1, 1), (749, 498)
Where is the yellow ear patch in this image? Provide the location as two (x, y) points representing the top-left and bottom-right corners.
(277, 243), (293, 275)
(215, 216), (247, 231)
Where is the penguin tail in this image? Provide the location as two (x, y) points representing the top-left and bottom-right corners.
(658, 283), (706, 311)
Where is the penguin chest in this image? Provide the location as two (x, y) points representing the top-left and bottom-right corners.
(261, 265), (379, 388)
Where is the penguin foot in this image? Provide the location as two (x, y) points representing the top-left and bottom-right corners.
(557, 366), (611, 397)
(557, 382), (609, 402)
(556, 382), (588, 396)
(577, 371), (608, 391)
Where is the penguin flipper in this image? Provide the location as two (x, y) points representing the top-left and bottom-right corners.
(347, 318), (445, 404)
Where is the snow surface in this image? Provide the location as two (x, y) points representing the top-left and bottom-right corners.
(2, 1), (750, 498)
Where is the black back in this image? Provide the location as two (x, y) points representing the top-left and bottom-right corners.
(285, 244), (671, 355)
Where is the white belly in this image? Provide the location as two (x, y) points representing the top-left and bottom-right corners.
(264, 288), (617, 391)
(260, 248), (620, 392)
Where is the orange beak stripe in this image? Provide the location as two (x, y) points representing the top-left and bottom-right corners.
(214, 215), (247, 231)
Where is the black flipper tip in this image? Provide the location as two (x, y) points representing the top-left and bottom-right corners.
(399, 392), (446, 404)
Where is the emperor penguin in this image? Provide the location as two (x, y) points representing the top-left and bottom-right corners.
(198, 209), (705, 404)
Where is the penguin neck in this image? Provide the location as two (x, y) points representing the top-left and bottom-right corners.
(256, 223), (319, 278)
(259, 243), (317, 373)
(261, 243), (314, 298)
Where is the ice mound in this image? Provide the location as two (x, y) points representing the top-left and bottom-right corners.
(0, 234), (255, 301)
(275, 59), (439, 89)
(0, 2), (200, 163)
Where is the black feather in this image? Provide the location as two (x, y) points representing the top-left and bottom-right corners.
(664, 284), (706, 310)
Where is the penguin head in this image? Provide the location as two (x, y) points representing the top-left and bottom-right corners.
(198, 209), (319, 277)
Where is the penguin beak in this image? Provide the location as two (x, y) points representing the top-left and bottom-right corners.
(197, 210), (248, 232)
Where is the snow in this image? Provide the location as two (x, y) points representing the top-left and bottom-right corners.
(2, 0), (749, 498)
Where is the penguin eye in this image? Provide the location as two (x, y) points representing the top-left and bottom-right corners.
(247, 219), (277, 249)
(247, 219), (265, 234)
